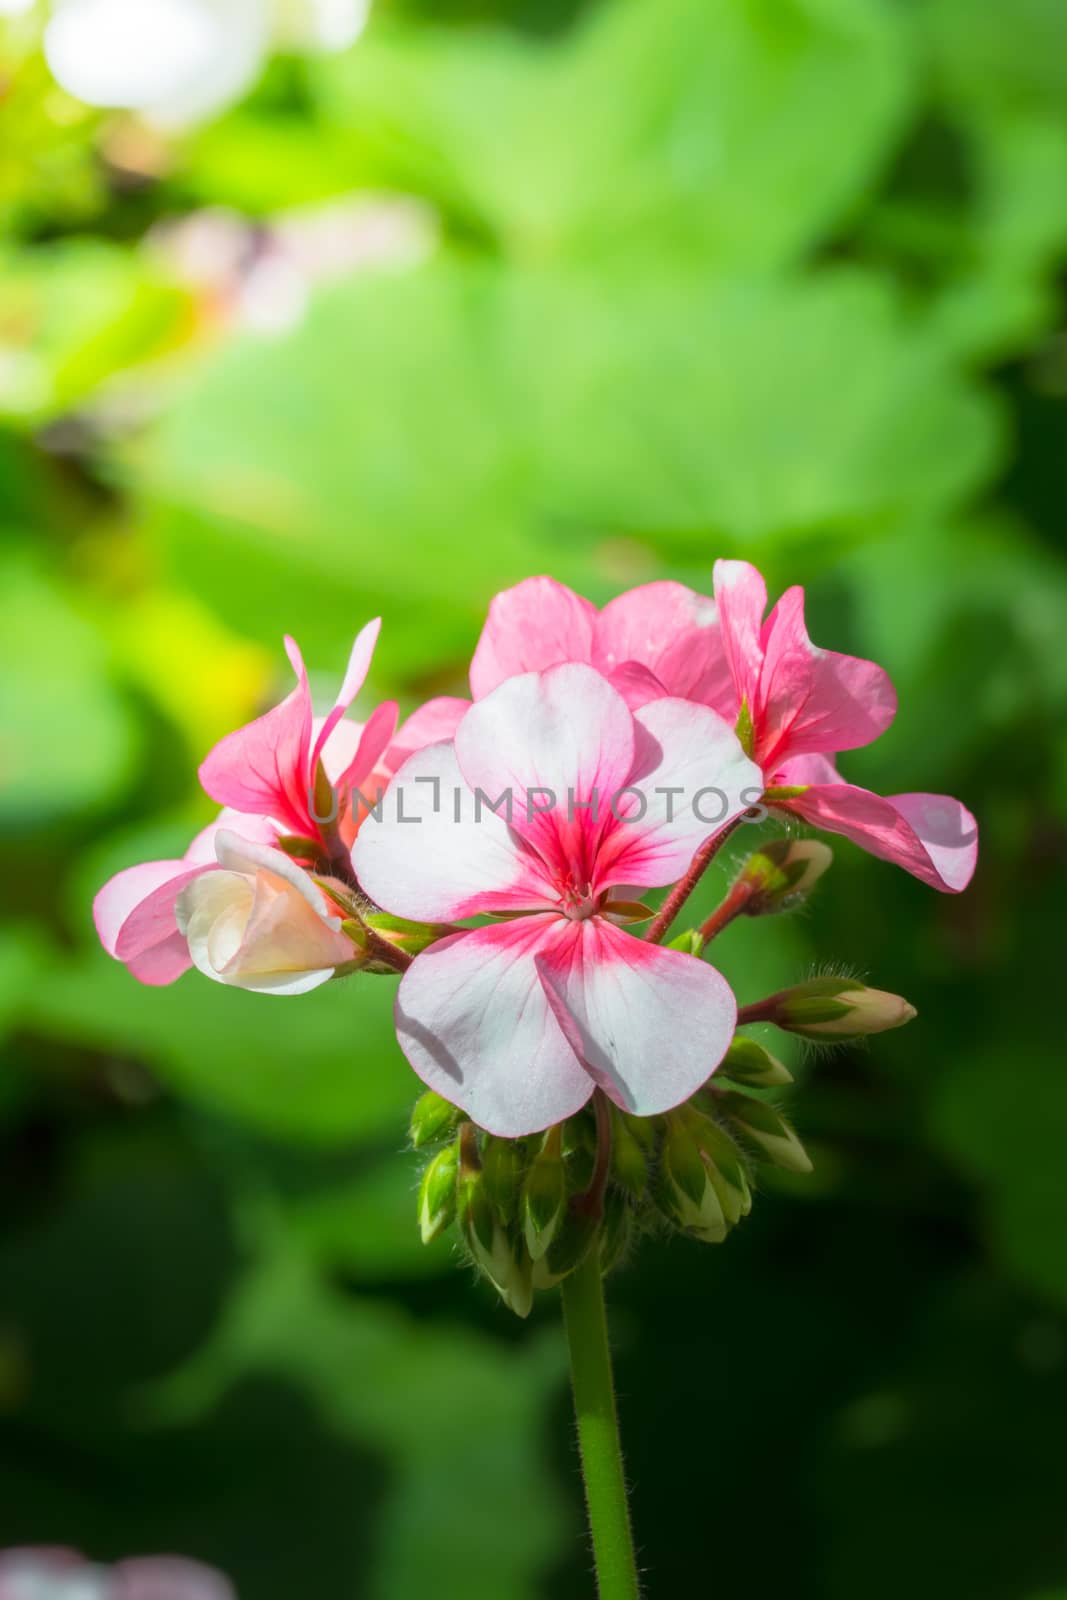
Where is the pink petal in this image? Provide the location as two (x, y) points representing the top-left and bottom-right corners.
(594, 581), (735, 714)
(604, 661), (670, 710)
(454, 663), (635, 879)
(94, 860), (191, 957)
(114, 865), (208, 965)
(351, 741), (557, 922)
(334, 699), (400, 793)
(775, 773), (978, 892)
(596, 697), (763, 890)
(184, 809), (280, 863)
(212, 829), (336, 911)
(385, 696), (471, 771)
(125, 929), (195, 986)
(393, 917), (596, 1136)
(536, 916), (736, 1115)
(178, 835), (353, 994)
(198, 635), (313, 836)
(309, 617), (383, 774)
(712, 559), (767, 718)
(757, 586), (897, 765)
(469, 577), (597, 699)
(773, 752), (839, 786)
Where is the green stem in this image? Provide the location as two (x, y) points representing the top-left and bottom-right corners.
(561, 1252), (641, 1599)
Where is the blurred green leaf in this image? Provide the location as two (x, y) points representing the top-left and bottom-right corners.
(156, 1234), (566, 1600)
(505, 264), (1000, 547)
(0, 240), (191, 425)
(318, 0), (911, 270)
(0, 551), (138, 828)
(290, 1157), (456, 1280)
(26, 946), (416, 1146)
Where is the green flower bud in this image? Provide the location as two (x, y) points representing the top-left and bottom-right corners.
(599, 1188), (633, 1276)
(418, 1141), (460, 1244)
(454, 1127), (534, 1317)
(522, 1129), (567, 1260)
(720, 1093), (813, 1174)
(363, 910), (456, 957)
(667, 929), (704, 956)
(530, 1203), (599, 1289)
(409, 1090), (462, 1149)
(720, 1035), (793, 1088)
(457, 1166), (495, 1256)
(735, 838), (833, 915)
(655, 1118), (727, 1243)
(683, 1109), (752, 1225)
(610, 1108), (650, 1198)
(753, 977), (916, 1040)
(481, 1136), (527, 1223)
(561, 1114), (597, 1193)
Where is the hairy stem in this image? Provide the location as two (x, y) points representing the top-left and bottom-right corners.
(698, 880), (755, 944)
(574, 1090), (613, 1220)
(645, 815), (745, 945)
(561, 1252), (641, 1600)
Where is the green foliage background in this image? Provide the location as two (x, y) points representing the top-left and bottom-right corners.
(1, 1), (1066, 1594)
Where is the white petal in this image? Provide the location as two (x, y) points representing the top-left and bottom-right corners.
(393, 917), (595, 1136)
(536, 917), (736, 1115)
(352, 742), (555, 922)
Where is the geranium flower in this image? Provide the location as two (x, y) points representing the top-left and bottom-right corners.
(469, 567), (977, 893)
(353, 663), (762, 1136)
(174, 831), (359, 994)
(469, 575), (733, 710)
(712, 560), (978, 892)
(94, 622), (465, 986)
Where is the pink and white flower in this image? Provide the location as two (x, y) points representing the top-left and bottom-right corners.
(711, 560), (978, 892)
(353, 663), (762, 1136)
(175, 831), (358, 994)
(197, 617), (396, 843)
(94, 622), (465, 987)
(469, 575), (733, 711)
(469, 567), (976, 891)
(93, 808), (279, 987)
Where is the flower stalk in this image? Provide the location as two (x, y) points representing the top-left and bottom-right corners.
(561, 1250), (642, 1600)
(644, 815), (745, 944)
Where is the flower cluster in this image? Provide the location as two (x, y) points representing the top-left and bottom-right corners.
(95, 562), (977, 1307)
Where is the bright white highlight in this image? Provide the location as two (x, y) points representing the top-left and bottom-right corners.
(43, 0), (372, 125)
(44, 0), (265, 125)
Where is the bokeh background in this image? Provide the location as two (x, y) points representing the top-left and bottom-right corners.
(2, 0), (1066, 1595)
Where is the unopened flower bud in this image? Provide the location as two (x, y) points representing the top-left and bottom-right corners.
(481, 1135), (527, 1224)
(409, 1090), (463, 1149)
(719, 1093), (813, 1174)
(720, 1035), (793, 1088)
(736, 838), (833, 915)
(418, 1141), (460, 1244)
(745, 977), (917, 1040)
(523, 1128), (567, 1260)
(610, 1109), (650, 1198)
(530, 1203), (599, 1289)
(682, 1108), (752, 1225)
(654, 1117), (727, 1243)
(667, 929), (704, 956)
(561, 1114), (597, 1193)
(599, 1187), (633, 1275)
(455, 1127), (533, 1316)
(363, 910), (455, 957)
